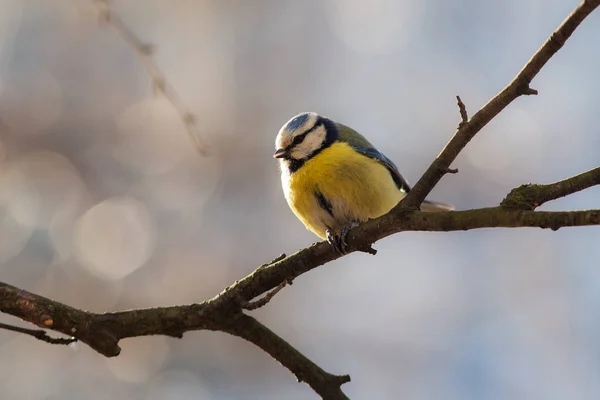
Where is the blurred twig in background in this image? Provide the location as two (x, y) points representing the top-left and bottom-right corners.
(91, 0), (210, 155)
(1, 1), (600, 399)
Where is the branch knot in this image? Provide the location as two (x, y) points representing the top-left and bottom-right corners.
(501, 184), (540, 210)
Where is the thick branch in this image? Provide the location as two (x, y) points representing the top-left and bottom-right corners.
(0, 283), (122, 355)
(208, 209), (600, 311)
(0, 281), (350, 398)
(3, 163), (597, 392)
(2, 205), (598, 350)
(399, 0), (600, 211)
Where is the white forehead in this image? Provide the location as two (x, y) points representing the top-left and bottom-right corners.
(275, 112), (320, 148)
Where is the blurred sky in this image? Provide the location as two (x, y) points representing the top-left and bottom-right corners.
(1, 0), (600, 399)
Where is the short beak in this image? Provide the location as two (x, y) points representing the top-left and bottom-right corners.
(273, 148), (287, 159)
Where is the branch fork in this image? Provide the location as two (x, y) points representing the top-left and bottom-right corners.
(2, 1), (600, 399)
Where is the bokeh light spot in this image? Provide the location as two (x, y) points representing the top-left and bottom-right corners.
(325, 0), (426, 54)
(74, 197), (156, 281)
(465, 108), (542, 179)
(0, 69), (63, 135)
(0, 150), (86, 230)
(106, 336), (170, 383)
(0, 212), (33, 264)
(115, 97), (191, 175)
(146, 369), (212, 400)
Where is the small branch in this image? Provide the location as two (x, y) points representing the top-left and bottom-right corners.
(398, 0), (600, 211)
(456, 95), (468, 125)
(243, 279), (292, 310)
(91, 0), (210, 155)
(220, 314), (350, 399)
(501, 166), (600, 210)
(0, 322), (76, 345)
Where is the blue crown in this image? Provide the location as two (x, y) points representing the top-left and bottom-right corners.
(285, 113), (311, 132)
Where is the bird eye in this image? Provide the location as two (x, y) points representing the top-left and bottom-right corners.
(292, 133), (306, 145)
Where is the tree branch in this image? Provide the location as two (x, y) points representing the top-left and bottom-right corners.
(2, 160), (599, 352)
(398, 0), (600, 211)
(220, 314), (350, 399)
(0, 322), (77, 345)
(501, 166), (600, 210)
(204, 166), (600, 313)
(0, 280), (349, 398)
(242, 278), (292, 310)
(456, 95), (468, 126)
(2, 2), (599, 399)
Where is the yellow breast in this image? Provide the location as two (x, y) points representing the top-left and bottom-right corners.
(281, 142), (404, 239)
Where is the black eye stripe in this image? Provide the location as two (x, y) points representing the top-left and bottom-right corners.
(288, 122), (322, 149)
(293, 132), (308, 144)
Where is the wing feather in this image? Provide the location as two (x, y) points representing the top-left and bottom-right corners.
(336, 123), (411, 192)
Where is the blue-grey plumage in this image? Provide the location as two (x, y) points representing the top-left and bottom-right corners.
(274, 112), (453, 253)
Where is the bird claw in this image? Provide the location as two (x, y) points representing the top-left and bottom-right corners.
(326, 221), (359, 255)
(326, 229), (344, 255)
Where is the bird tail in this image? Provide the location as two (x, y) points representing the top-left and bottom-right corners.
(420, 199), (454, 212)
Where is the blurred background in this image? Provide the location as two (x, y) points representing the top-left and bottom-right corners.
(0, 0), (599, 399)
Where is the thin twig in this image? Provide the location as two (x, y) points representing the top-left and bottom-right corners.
(91, 0), (210, 155)
(456, 95), (468, 125)
(243, 279), (292, 310)
(0, 322), (77, 345)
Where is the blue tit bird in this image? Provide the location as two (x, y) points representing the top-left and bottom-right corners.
(274, 112), (453, 254)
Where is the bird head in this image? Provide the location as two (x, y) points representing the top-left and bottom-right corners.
(274, 112), (336, 163)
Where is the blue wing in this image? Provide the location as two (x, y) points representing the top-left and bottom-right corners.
(334, 121), (411, 192)
(352, 146), (411, 193)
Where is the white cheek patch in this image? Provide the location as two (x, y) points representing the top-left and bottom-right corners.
(303, 126), (326, 149)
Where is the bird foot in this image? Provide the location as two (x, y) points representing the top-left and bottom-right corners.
(326, 221), (359, 255)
